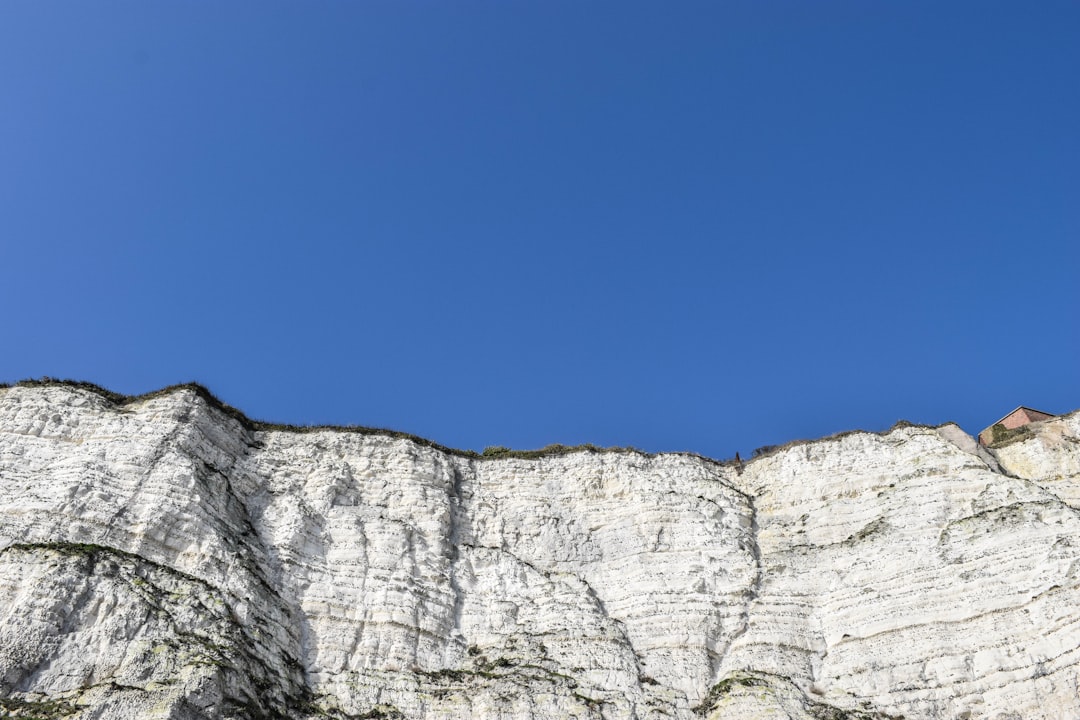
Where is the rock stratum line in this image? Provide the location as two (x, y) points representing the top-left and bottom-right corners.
(0, 381), (1077, 719)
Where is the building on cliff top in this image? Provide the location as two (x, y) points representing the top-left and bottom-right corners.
(979, 406), (1056, 446)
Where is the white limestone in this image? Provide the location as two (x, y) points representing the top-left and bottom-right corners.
(0, 382), (1077, 719)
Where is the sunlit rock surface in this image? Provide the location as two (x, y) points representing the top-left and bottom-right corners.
(0, 382), (1077, 719)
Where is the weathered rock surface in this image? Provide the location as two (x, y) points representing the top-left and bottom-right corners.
(0, 382), (1077, 719)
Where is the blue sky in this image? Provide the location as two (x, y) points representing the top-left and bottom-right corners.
(2, 2), (1077, 459)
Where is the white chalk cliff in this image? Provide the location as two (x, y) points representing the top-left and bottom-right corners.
(1, 382), (1078, 719)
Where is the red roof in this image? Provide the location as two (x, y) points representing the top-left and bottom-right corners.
(987, 406), (1055, 428)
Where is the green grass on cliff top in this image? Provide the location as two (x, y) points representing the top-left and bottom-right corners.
(3, 378), (971, 466)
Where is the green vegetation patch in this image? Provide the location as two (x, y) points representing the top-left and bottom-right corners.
(0, 697), (79, 719)
(483, 442), (648, 461)
(692, 671), (903, 719)
(356, 708), (404, 720)
(806, 701), (901, 720)
(0, 542), (204, 586)
(986, 423), (1035, 448)
(693, 672), (769, 714)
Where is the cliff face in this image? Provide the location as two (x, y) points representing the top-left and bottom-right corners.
(0, 383), (1078, 720)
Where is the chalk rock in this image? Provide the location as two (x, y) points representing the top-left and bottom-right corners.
(0, 382), (1077, 719)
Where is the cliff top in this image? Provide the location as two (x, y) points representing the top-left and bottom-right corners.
(0, 377), (1004, 468)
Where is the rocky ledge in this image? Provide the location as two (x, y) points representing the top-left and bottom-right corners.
(0, 381), (1077, 719)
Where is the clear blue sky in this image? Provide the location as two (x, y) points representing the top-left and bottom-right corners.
(2, 2), (1077, 459)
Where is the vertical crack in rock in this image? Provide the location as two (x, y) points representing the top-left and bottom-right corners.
(713, 492), (763, 680)
(444, 459), (471, 669)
